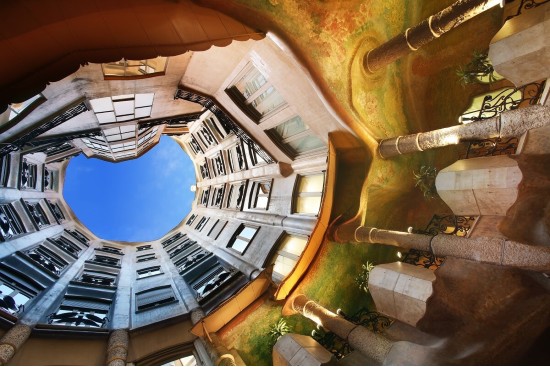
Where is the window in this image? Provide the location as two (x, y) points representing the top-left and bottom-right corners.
(43, 167), (56, 191)
(177, 249), (210, 274)
(137, 253), (156, 263)
(47, 299), (111, 328)
(269, 235), (308, 283)
(0, 280), (32, 315)
(137, 266), (162, 279)
(199, 188), (210, 207)
(210, 185), (225, 208)
(137, 245), (152, 252)
(77, 270), (117, 287)
(102, 57), (168, 79)
(1, 94), (45, 127)
(189, 136), (203, 155)
(195, 217), (209, 232)
(90, 255), (120, 267)
(1, 155), (10, 187)
(161, 232), (185, 248)
(208, 220), (227, 240)
(25, 201), (50, 228)
(49, 236), (82, 257)
(267, 116), (325, 158)
(199, 162), (210, 179)
(20, 158), (37, 189)
(0, 203), (25, 241)
(293, 173), (325, 215)
(226, 64), (286, 122)
(99, 245), (123, 255)
(226, 181), (247, 210)
(211, 153), (226, 177)
(205, 115), (230, 139)
(192, 266), (235, 301)
(26, 246), (68, 275)
(135, 286), (177, 312)
(244, 141), (267, 168)
(227, 142), (247, 172)
(89, 93), (154, 124)
(46, 200), (65, 223)
(197, 125), (217, 149)
(66, 229), (89, 245)
(248, 180), (272, 210)
(227, 225), (258, 254)
(186, 215), (197, 226)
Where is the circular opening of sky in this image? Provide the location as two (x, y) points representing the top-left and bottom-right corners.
(63, 136), (196, 242)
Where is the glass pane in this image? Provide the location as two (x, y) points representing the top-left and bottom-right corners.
(287, 135), (325, 154)
(231, 238), (248, 253)
(240, 226), (257, 240)
(298, 174), (324, 193)
(234, 67), (267, 98)
(273, 255), (297, 278)
(135, 106), (151, 118)
(296, 196), (321, 214)
(280, 236), (308, 256)
(113, 100), (134, 116)
(251, 86), (285, 115)
(135, 93), (154, 107)
(256, 196), (268, 209)
(274, 116), (307, 140)
(90, 97), (113, 113)
(96, 112), (116, 124)
(13, 293), (30, 305)
(120, 125), (135, 133)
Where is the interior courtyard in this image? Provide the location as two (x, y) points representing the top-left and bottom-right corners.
(0, 0), (549, 365)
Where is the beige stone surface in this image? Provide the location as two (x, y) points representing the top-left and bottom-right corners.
(436, 156), (522, 216)
(369, 262), (435, 327)
(489, 2), (550, 86)
(272, 334), (334, 366)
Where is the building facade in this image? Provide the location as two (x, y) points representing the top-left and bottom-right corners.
(0, 0), (549, 365)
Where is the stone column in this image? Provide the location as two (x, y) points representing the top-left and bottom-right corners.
(378, 105), (550, 158)
(291, 295), (393, 364)
(191, 308), (236, 366)
(355, 227), (550, 272)
(0, 323), (32, 365)
(106, 329), (129, 366)
(364, 0), (501, 73)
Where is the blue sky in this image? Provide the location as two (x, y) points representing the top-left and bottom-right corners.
(63, 136), (196, 242)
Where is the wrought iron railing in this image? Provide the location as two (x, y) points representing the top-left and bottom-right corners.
(505, 0), (550, 21)
(311, 307), (392, 360)
(463, 136), (519, 159)
(459, 81), (545, 123)
(406, 214), (478, 269)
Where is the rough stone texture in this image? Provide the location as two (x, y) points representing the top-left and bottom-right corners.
(0, 323), (32, 365)
(435, 155), (522, 216)
(0, 344), (15, 365)
(369, 262), (435, 327)
(502, 240), (550, 272)
(272, 334), (335, 366)
(357, 227), (431, 251)
(190, 308), (206, 325)
(501, 153), (550, 247)
(500, 105), (550, 138)
(107, 329), (129, 366)
(291, 295), (393, 363)
(489, 2), (550, 86)
(416, 257), (550, 364)
(520, 125), (550, 155)
(432, 235), (504, 264)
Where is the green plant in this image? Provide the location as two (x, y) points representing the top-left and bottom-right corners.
(355, 261), (375, 294)
(414, 166), (438, 199)
(456, 50), (497, 85)
(268, 318), (290, 343)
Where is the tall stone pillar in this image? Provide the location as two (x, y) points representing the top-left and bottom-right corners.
(191, 308), (236, 366)
(378, 105), (550, 158)
(291, 295), (393, 364)
(0, 323), (32, 365)
(364, 0), (501, 73)
(106, 329), (129, 366)
(354, 226), (550, 272)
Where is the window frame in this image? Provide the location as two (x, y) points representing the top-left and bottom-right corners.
(248, 179), (273, 211)
(102, 57), (168, 80)
(292, 173), (325, 216)
(226, 224), (259, 255)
